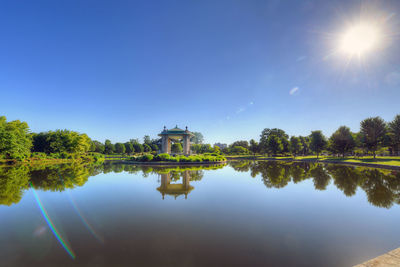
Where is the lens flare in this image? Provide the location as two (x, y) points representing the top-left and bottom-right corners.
(67, 192), (104, 243)
(30, 182), (76, 259)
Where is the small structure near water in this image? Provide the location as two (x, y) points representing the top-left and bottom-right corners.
(158, 125), (194, 155)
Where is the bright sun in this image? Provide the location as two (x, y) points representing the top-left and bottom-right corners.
(339, 23), (381, 56)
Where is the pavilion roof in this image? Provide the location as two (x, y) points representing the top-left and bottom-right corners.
(159, 125), (194, 136)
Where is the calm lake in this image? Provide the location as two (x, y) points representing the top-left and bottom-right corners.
(0, 161), (399, 266)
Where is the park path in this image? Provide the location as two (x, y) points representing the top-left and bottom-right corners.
(354, 247), (400, 266)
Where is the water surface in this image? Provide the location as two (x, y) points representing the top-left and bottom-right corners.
(0, 161), (399, 266)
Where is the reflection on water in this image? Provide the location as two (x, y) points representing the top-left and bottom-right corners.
(230, 161), (400, 208)
(0, 161), (400, 266)
(0, 161), (399, 208)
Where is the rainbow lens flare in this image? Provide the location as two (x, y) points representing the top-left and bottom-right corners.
(30, 182), (76, 259)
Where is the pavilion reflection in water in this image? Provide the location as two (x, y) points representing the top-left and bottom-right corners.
(157, 170), (194, 200)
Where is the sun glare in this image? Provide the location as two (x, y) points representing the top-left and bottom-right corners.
(339, 23), (381, 56)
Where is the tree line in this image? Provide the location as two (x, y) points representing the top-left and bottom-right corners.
(221, 115), (400, 158)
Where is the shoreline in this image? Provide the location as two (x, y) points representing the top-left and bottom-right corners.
(104, 160), (227, 166)
(227, 157), (400, 170)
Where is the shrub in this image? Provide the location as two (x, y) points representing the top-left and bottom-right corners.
(60, 152), (69, 159)
(31, 152), (47, 159)
(168, 157), (179, 162)
(137, 154), (154, 162)
(154, 153), (170, 161)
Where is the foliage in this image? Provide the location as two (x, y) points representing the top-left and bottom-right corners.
(329, 126), (356, 157)
(0, 116), (32, 159)
(388, 114), (400, 155)
(104, 139), (115, 154)
(249, 139), (260, 156)
(190, 132), (204, 144)
(115, 143), (126, 154)
(132, 141), (144, 153)
(171, 143), (183, 153)
(309, 130), (327, 158)
(230, 146), (249, 155)
(259, 128), (289, 154)
(92, 140), (105, 153)
(124, 142), (134, 154)
(143, 143), (152, 152)
(360, 117), (387, 159)
(230, 140), (249, 149)
(31, 130), (91, 155)
(267, 135), (283, 155)
(289, 136), (303, 158)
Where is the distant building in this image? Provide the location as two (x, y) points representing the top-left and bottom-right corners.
(214, 143), (227, 149)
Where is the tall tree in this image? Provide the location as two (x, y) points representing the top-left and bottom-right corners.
(132, 141), (144, 154)
(115, 143), (126, 154)
(230, 140), (249, 149)
(388, 114), (400, 156)
(267, 135), (283, 156)
(299, 136), (310, 155)
(191, 132), (204, 144)
(0, 116), (32, 159)
(309, 131), (327, 159)
(360, 117), (387, 159)
(329, 126), (356, 158)
(249, 139), (260, 157)
(104, 140), (115, 154)
(260, 128), (289, 154)
(124, 142), (134, 155)
(143, 135), (151, 145)
(289, 136), (303, 158)
(92, 141), (105, 153)
(143, 144), (152, 152)
(150, 144), (159, 152)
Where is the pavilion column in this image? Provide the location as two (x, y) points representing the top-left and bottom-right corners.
(167, 138), (171, 154)
(182, 171), (190, 190)
(161, 136), (168, 153)
(183, 135), (191, 155)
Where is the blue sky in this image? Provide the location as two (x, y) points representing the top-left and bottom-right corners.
(1, 0), (399, 144)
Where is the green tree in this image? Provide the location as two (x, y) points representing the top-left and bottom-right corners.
(388, 114), (400, 156)
(360, 117), (387, 159)
(171, 143), (183, 153)
(329, 126), (356, 158)
(143, 143), (152, 152)
(92, 140), (105, 153)
(309, 130), (327, 159)
(150, 144), (159, 152)
(267, 135), (283, 156)
(143, 135), (151, 145)
(132, 141), (144, 154)
(260, 128), (289, 154)
(104, 140), (115, 154)
(249, 139), (260, 157)
(0, 116), (32, 159)
(230, 140), (249, 149)
(115, 143), (126, 154)
(289, 136), (303, 158)
(299, 136), (310, 155)
(191, 132), (204, 144)
(231, 146), (249, 154)
(124, 142), (134, 155)
(191, 144), (201, 154)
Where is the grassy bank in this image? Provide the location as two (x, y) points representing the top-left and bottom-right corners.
(0, 152), (105, 166)
(226, 155), (400, 168)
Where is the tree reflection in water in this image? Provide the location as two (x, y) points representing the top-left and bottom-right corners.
(1, 161), (399, 208)
(230, 160), (400, 209)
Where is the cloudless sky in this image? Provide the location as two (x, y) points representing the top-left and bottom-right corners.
(1, 0), (399, 144)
